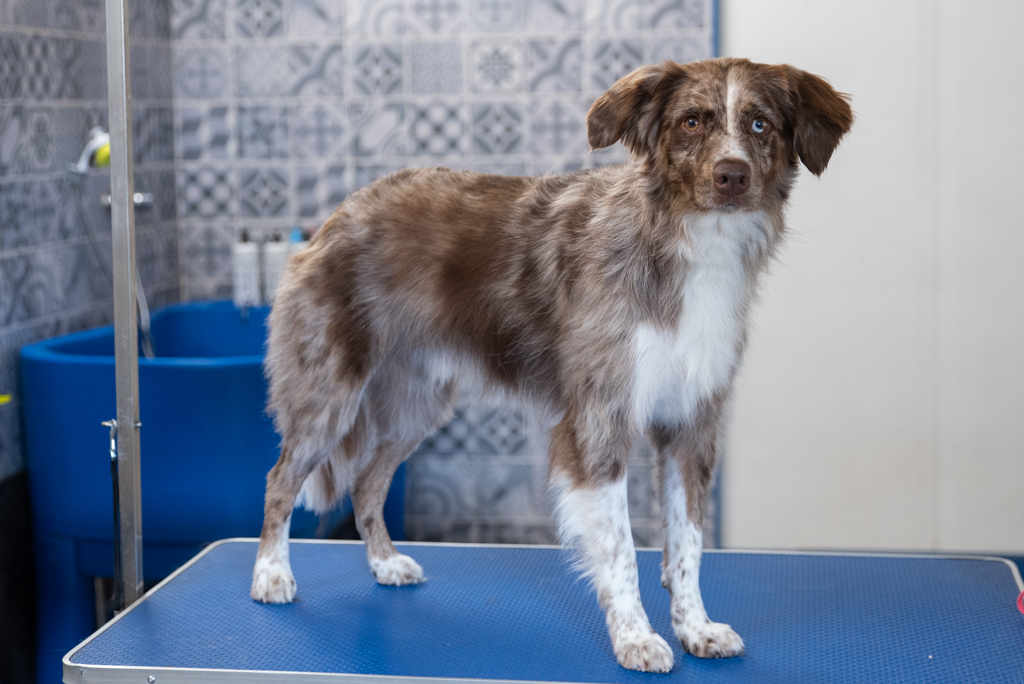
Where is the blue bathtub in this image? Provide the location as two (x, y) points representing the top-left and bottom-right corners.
(21, 300), (404, 683)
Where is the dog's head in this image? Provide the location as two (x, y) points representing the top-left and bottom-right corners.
(587, 58), (853, 211)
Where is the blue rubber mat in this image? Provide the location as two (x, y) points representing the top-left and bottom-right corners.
(66, 540), (1024, 683)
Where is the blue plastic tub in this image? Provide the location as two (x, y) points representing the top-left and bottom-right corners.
(21, 300), (404, 684)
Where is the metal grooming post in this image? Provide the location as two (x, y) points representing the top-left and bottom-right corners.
(105, 0), (143, 608)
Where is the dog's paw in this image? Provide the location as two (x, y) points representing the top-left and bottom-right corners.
(251, 558), (296, 603)
(675, 620), (744, 659)
(370, 553), (424, 586)
(614, 631), (675, 673)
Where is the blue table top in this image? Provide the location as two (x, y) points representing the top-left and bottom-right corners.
(66, 539), (1024, 683)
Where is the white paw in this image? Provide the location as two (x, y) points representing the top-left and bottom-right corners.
(675, 619), (744, 659)
(613, 631), (675, 673)
(370, 553), (425, 586)
(251, 558), (296, 603)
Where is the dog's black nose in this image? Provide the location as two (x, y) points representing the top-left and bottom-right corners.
(713, 161), (751, 197)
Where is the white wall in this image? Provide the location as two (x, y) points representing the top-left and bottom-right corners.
(720, 0), (1024, 553)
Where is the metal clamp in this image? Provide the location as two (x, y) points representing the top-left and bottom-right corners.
(100, 192), (154, 208)
(101, 419), (141, 614)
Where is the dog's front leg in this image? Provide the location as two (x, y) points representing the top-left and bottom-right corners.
(551, 420), (674, 673)
(654, 420), (744, 659)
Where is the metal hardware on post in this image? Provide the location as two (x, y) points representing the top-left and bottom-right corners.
(101, 420), (123, 611)
(105, 0), (143, 607)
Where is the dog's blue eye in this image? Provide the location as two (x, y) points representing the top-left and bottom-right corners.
(751, 119), (767, 134)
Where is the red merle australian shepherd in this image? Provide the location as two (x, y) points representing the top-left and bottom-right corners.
(251, 57), (852, 673)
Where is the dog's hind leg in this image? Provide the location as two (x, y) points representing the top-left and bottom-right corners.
(252, 376), (370, 603)
(351, 362), (456, 585)
(350, 437), (427, 585)
(250, 443), (319, 603)
(550, 416), (675, 674)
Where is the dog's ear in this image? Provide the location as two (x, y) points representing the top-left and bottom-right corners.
(783, 66), (853, 176)
(587, 61), (687, 156)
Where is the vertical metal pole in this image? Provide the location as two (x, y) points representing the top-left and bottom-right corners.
(105, 0), (143, 607)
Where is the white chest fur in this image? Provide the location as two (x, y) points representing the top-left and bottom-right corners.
(633, 212), (767, 427)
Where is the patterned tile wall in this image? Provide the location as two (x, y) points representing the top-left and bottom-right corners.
(169, 0), (718, 548)
(0, 0), (180, 482)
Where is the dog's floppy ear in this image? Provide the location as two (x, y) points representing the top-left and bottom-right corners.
(783, 66), (853, 176)
(587, 61), (687, 156)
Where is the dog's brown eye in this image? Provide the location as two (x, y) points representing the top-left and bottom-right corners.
(684, 117), (701, 132)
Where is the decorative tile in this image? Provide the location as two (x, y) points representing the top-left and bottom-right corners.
(75, 0), (106, 33)
(473, 408), (529, 455)
(57, 242), (113, 312)
(592, 39), (643, 90)
(290, 103), (346, 159)
(3, 107), (56, 174)
(0, 251), (60, 326)
(526, 39), (581, 92)
(0, 182), (34, 250)
(472, 103), (523, 155)
(19, 35), (76, 99)
(478, 463), (536, 516)
(237, 106), (288, 159)
(295, 164), (346, 218)
(178, 166), (232, 218)
(290, 43), (346, 95)
(468, 0), (524, 32)
(153, 169), (179, 222)
(345, 0), (403, 35)
(472, 160), (525, 175)
(354, 162), (402, 189)
(408, 102), (464, 156)
(647, 0), (704, 29)
(525, 0), (582, 31)
(172, 0), (227, 39)
(649, 36), (708, 64)
(588, 143), (629, 167)
(129, 0), (172, 39)
(626, 463), (656, 518)
(175, 47), (230, 98)
(471, 41), (522, 92)
(239, 167), (289, 216)
(584, 0), (644, 30)
(177, 105), (231, 160)
(527, 156), (583, 175)
(409, 42), (462, 95)
(235, 45), (289, 96)
(0, 35), (20, 98)
(289, 0), (346, 36)
(349, 102), (405, 157)
(132, 106), (175, 165)
(76, 39), (107, 100)
(181, 223), (233, 279)
(529, 99), (586, 154)
(413, 407), (473, 457)
(406, 455), (477, 516)
(353, 44), (402, 95)
(404, 0), (460, 33)
(131, 44), (175, 101)
(235, 0), (284, 37)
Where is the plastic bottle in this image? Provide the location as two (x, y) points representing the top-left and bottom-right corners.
(289, 225), (310, 256)
(263, 233), (290, 305)
(232, 230), (261, 309)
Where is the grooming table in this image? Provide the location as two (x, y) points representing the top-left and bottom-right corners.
(64, 540), (1024, 684)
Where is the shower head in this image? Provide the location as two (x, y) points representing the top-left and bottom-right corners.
(67, 127), (111, 175)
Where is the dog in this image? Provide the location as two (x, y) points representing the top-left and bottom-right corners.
(251, 57), (852, 673)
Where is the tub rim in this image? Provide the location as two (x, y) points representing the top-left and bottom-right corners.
(20, 301), (268, 368)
